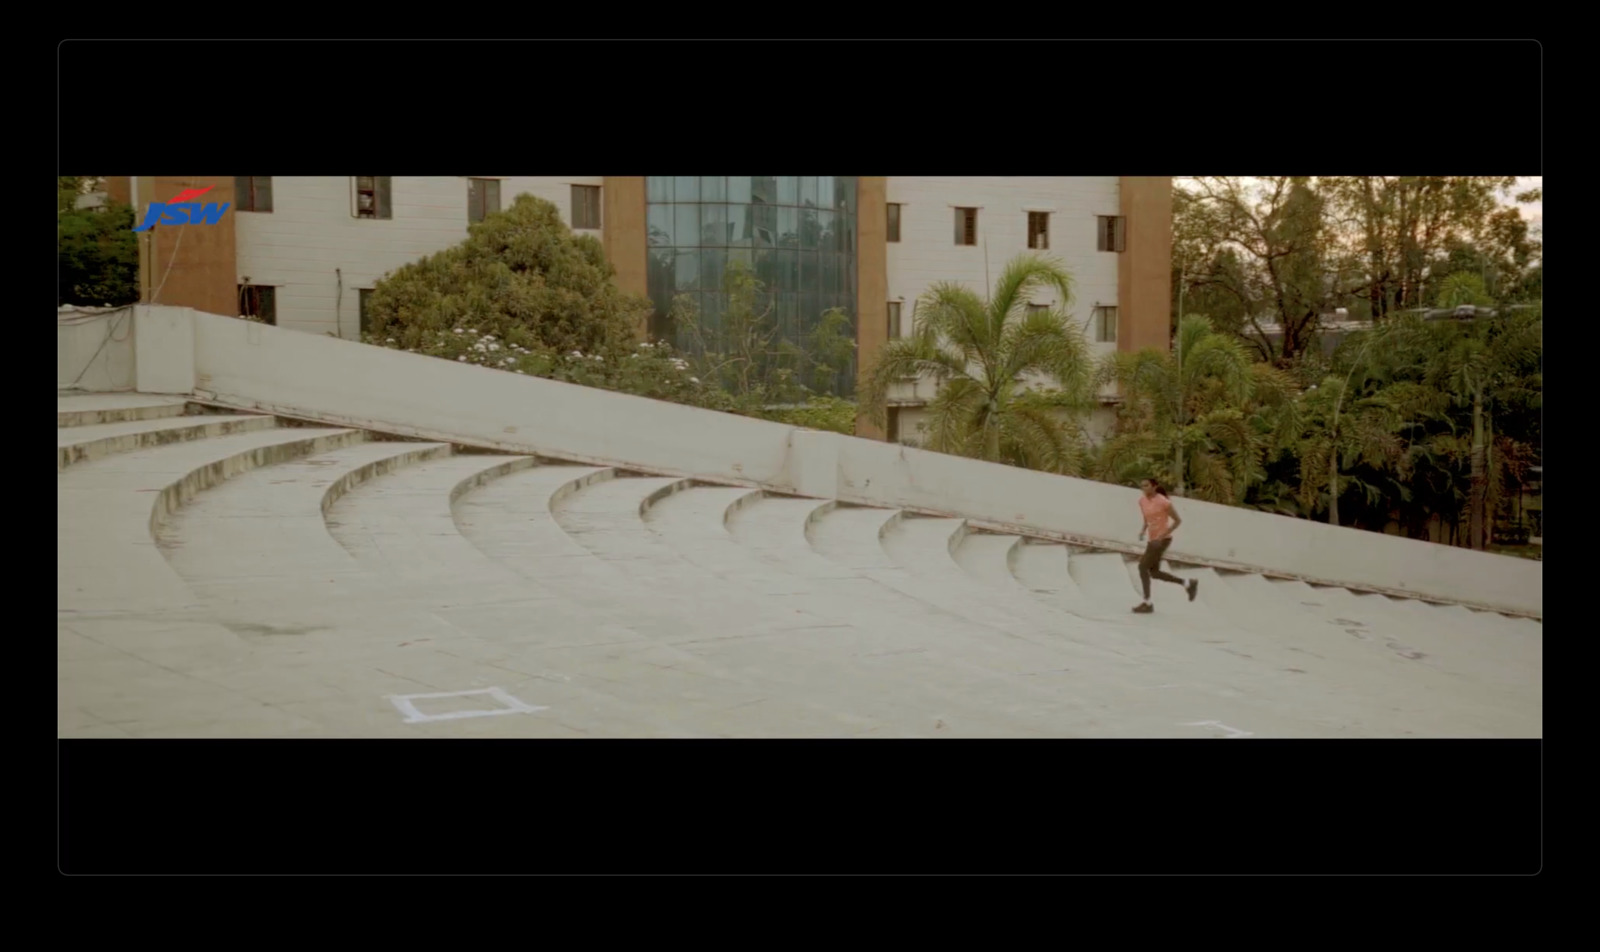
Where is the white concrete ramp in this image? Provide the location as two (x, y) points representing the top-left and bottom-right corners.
(56, 392), (1543, 739)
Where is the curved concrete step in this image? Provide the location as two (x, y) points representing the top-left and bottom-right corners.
(58, 425), (369, 738)
(158, 441), (456, 621)
(149, 444), (672, 738)
(560, 478), (1030, 736)
(894, 518), (1272, 669)
(59, 425), (366, 620)
(58, 393), (191, 427)
(949, 530), (1156, 636)
(1007, 540), (1088, 602)
(545, 476), (813, 632)
(811, 507), (1323, 736)
(1066, 551), (1145, 606)
(59, 414), (276, 472)
(931, 523), (1478, 736)
(1150, 568), (1522, 735)
(324, 453), (539, 587)
(805, 503), (904, 572)
(732, 497), (1094, 651)
(841, 511), (1156, 666)
(454, 467), (879, 736)
(642, 485), (820, 597)
(645, 486), (1130, 736)
(842, 512), (1061, 642)
(1244, 577), (1540, 735)
(950, 531), (1031, 593)
(1321, 586), (1542, 685)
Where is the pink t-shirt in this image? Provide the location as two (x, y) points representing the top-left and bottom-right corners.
(1139, 494), (1173, 540)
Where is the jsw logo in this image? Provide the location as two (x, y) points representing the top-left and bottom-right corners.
(132, 185), (231, 232)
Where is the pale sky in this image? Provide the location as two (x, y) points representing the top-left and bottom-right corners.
(1515, 176), (1542, 234)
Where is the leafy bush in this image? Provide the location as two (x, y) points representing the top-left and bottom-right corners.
(359, 192), (858, 430)
(57, 177), (138, 308)
(362, 194), (649, 359)
(753, 396), (858, 434)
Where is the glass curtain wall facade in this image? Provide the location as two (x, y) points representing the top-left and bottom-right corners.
(646, 176), (859, 395)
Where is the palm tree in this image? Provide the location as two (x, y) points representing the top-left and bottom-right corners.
(1282, 372), (1413, 526)
(1096, 314), (1294, 504)
(859, 254), (1096, 475)
(1376, 277), (1543, 548)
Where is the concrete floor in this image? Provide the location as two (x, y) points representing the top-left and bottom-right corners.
(57, 394), (1543, 738)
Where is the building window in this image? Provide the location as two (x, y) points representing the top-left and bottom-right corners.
(1028, 211), (1049, 250)
(887, 203), (902, 243)
(235, 176), (273, 213)
(1097, 215), (1126, 252)
(359, 289), (375, 336)
(572, 185), (601, 230)
(644, 176), (860, 395)
(955, 207), (978, 246)
(468, 178), (501, 224)
(888, 301), (902, 340)
(239, 285), (277, 325)
(354, 176), (392, 219)
(1094, 305), (1118, 343)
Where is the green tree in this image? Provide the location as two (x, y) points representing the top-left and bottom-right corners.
(1412, 290), (1542, 549)
(360, 194), (856, 428)
(1278, 372), (1413, 527)
(1178, 177), (1349, 366)
(57, 176), (139, 308)
(1323, 175), (1518, 321)
(1308, 292), (1542, 546)
(364, 194), (650, 359)
(860, 254), (1095, 475)
(1098, 314), (1295, 504)
(668, 259), (856, 405)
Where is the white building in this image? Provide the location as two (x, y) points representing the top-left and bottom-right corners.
(109, 176), (1171, 441)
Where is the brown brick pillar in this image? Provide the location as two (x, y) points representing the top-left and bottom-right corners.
(144, 176), (239, 316)
(855, 176), (889, 439)
(1117, 176), (1173, 354)
(601, 176), (649, 337)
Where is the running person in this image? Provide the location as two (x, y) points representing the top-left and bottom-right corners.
(1133, 478), (1198, 613)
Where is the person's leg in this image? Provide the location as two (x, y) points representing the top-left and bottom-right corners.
(1137, 541), (1157, 601)
(1148, 538), (1185, 586)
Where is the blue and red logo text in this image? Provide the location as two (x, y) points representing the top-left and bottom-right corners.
(132, 185), (230, 232)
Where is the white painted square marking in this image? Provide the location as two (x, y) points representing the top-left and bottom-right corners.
(387, 687), (548, 724)
(1182, 720), (1254, 738)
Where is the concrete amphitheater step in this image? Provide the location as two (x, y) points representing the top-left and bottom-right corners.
(934, 524), (1500, 736)
(808, 506), (1334, 736)
(557, 477), (1050, 736)
(57, 392), (193, 427)
(450, 465), (909, 736)
(59, 425), (367, 619)
(323, 452), (541, 587)
(640, 485), (1139, 736)
(1225, 575), (1541, 736)
(158, 440), (458, 617)
(149, 445), (727, 738)
(58, 425), (375, 738)
(58, 414), (277, 471)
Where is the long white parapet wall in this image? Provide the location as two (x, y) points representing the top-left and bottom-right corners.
(59, 306), (1542, 617)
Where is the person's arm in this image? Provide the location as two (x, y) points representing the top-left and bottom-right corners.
(1137, 506), (1146, 541)
(1166, 500), (1182, 533)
